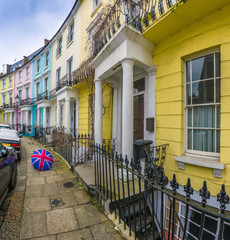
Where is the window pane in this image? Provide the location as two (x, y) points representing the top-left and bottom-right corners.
(215, 52), (220, 77)
(192, 80), (214, 104)
(192, 54), (214, 81)
(216, 130), (220, 153)
(188, 108), (192, 127)
(186, 61), (190, 82)
(186, 83), (191, 105)
(202, 231), (215, 240)
(204, 215), (217, 234)
(217, 105), (220, 128)
(188, 129), (192, 150)
(216, 78), (220, 103)
(134, 78), (145, 93)
(193, 130), (215, 152)
(193, 106), (215, 128)
(224, 222), (230, 240)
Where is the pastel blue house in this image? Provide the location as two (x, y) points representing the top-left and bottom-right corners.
(32, 43), (52, 137)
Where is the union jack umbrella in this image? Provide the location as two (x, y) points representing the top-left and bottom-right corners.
(31, 149), (54, 171)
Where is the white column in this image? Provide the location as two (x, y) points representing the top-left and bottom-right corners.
(76, 98), (79, 136)
(37, 109), (40, 126)
(112, 85), (118, 143)
(65, 97), (70, 134)
(95, 78), (103, 145)
(57, 100), (61, 128)
(9, 112), (12, 126)
(43, 107), (47, 128)
(26, 110), (29, 131)
(122, 58), (134, 159)
(20, 111), (23, 125)
(146, 66), (156, 119)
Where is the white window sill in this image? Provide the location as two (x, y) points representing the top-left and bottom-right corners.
(175, 155), (225, 178)
(66, 39), (73, 48)
(56, 53), (62, 59)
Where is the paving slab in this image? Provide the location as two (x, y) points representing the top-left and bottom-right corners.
(73, 189), (92, 204)
(24, 197), (51, 212)
(74, 204), (107, 228)
(27, 177), (46, 185)
(28, 236), (56, 240)
(25, 185), (43, 198)
(90, 221), (122, 240)
(56, 228), (93, 240)
(20, 212), (47, 239)
(46, 207), (79, 235)
(43, 184), (59, 196)
(49, 192), (78, 209)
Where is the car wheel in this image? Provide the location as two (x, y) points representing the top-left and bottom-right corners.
(9, 164), (17, 190)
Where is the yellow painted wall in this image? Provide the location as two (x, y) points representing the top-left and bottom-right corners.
(151, 3), (230, 195)
(102, 83), (113, 140)
(78, 85), (90, 135)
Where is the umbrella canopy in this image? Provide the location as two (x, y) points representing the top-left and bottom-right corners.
(31, 149), (54, 171)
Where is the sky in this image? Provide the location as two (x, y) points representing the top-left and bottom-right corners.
(0, 0), (75, 73)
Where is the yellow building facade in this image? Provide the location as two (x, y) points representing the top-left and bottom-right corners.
(142, 0), (230, 194)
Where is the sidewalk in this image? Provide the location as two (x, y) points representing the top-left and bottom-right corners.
(0, 137), (123, 240)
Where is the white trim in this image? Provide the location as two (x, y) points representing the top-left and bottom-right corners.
(184, 51), (221, 158)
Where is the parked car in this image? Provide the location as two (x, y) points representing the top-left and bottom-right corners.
(0, 144), (17, 205)
(0, 129), (21, 160)
(0, 124), (11, 129)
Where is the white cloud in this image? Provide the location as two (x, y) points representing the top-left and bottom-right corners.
(0, 0), (75, 73)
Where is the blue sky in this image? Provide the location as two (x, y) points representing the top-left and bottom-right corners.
(0, 0), (75, 73)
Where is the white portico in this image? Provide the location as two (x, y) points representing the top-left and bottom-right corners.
(56, 86), (78, 135)
(92, 24), (156, 159)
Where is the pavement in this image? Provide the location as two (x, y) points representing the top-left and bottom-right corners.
(0, 137), (123, 240)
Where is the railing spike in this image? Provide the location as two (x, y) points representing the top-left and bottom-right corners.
(170, 174), (179, 195)
(184, 178), (194, 201)
(217, 184), (230, 214)
(199, 180), (210, 207)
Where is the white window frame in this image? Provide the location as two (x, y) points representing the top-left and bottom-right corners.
(36, 81), (40, 97)
(45, 51), (49, 67)
(2, 78), (6, 89)
(56, 67), (61, 86)
(67, 56), (73, 75)
(26, 66), (30, 80)
(26, 87), (29, 99)
(37, 59), (40, 73)
(184, 50), (220, 158)
(2, 94), (6, 105)
(67, 21), (74, 45)
(19, 71), (22, 82)
(8, 92), (13, 105)
(56, 37), (62, 57)
(9, 75), (12, 87)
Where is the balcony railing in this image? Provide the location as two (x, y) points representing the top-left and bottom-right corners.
(19, 98), (33, 106)
(92, 0), (184, 58)
(72, 57), (94, 86)
(56, 73), (73, 92)
(36, 90), (49, 102)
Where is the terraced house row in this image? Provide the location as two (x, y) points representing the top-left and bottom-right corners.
(1, 0), (230, 238)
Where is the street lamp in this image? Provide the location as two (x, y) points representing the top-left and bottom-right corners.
(15, 94), (20, 131)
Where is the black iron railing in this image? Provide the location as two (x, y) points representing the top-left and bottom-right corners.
(56, 74), (73, 92)
(52, 131), (94, 166)
(93, 144), (230, 239)
(92, 0), (185, 58)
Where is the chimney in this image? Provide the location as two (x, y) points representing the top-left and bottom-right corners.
(6, 64), (11, 74)
(44, 39), (49, 46)
(23, 56), (27, 64)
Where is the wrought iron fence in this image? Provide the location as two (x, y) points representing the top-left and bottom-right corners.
(52, 131), (94, 166)
(93, 144), (230, 240)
